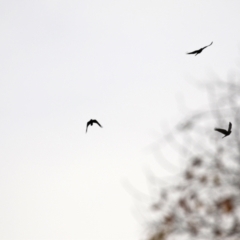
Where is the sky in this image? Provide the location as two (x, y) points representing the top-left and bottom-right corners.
(1, 1), (240, 239)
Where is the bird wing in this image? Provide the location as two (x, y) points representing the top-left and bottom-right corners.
(203, 42), (213, 49)
(187, 50), (199, 54)
(92, 119), (102, 128)
(214, 128), (228, 135)
(86, 122), (90, 133)
(208, 41), (213, 47)
(228, 122), (232, 131)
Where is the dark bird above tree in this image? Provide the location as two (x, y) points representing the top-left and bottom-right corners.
(187, 42), (213, 56)
(214, 122), (232, 138)
(86, 119), (102, 133)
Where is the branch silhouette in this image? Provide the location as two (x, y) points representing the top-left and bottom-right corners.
(144, 75), (240, 240)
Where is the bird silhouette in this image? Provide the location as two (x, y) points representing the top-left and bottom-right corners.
(214, 122), (232, 138)
(86, 119), (102, 133)
(187, 42), (213, 56)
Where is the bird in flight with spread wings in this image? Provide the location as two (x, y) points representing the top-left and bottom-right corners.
(86, 119), (102, 133)
(187, 42), (213, 56)
(214, 122), (232, 138)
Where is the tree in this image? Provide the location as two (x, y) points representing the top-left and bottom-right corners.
(145, 75), (240, 240)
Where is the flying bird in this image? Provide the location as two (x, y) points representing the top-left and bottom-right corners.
(187, 42), (213, 56)
(214, 122), (232, 138)
(86, 119), (102, 133)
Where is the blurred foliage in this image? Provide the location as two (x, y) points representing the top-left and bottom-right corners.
(145, 74), (240, 240)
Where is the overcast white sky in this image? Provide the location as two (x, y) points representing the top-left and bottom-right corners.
(1, 1), (240, 239)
